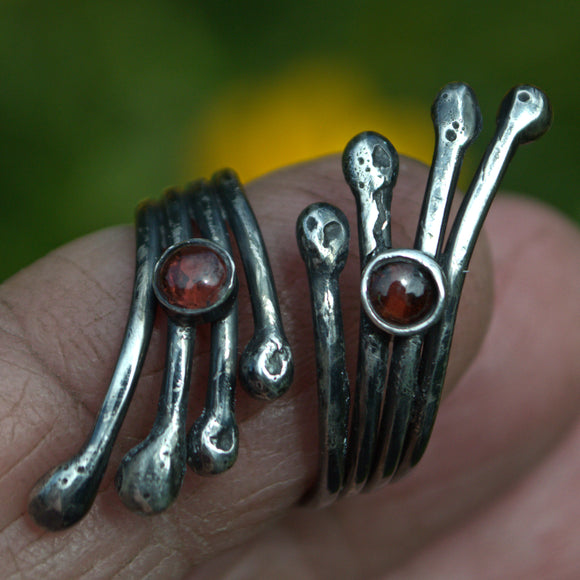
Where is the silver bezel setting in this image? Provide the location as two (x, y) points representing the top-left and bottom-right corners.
(360, 249), (447, 336)
(153, 238), (238, 325)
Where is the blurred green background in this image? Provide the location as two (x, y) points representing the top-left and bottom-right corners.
(1, 0), (578, 281)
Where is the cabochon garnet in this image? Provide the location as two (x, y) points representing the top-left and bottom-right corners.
(158, 244), (228, 311)
(367, 261), (436, 326)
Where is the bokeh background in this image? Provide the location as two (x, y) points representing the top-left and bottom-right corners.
(1, 0), (577, 281)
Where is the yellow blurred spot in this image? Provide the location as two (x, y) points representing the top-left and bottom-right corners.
(183, 62), (434, 182)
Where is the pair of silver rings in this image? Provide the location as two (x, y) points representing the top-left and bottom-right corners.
(28, 82), (552, 530)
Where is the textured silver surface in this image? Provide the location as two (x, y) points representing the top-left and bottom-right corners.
(215, 169), (294, 401)
(29, 170), (293, 528)
(299, 83), (552, 500)
(28, 202), (162, 530)
(342, 131), (398, 494)
(115, 189), (199, 514)
(297, 202), (350, 507)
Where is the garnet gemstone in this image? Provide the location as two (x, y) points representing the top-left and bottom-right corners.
(158, 244), (228, 311)
(367, 261), (436, 326)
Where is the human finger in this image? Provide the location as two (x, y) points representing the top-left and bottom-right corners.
(0, 155), (492, 576)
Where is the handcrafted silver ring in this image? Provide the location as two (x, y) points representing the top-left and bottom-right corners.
(28, 81), (551, 529)
(299, 82), (551, 506)
(28, 174), (293, 530)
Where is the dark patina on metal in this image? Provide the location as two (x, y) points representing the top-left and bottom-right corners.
(298, 83), (551, 504)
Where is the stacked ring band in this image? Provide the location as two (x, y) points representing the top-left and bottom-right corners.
(298, 82), (551, 506)
(27, 81), (552, 529)
(28, 173), (293, 531)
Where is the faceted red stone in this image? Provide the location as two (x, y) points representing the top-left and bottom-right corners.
(158, 245), (228, 310)
(367, 261), (436, 326)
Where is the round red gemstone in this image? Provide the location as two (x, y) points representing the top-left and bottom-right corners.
(158, 244), (228, 311)
(367, 261), (436, 326)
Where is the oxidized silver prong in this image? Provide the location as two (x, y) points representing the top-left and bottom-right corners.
(297, 202), (350, 507)
(367, 83), (481, 488)
(115, 322), (195, 513)
(415, 82), (482, 257)
(342, 131), (398, 256)
(28, 201), (162, 530)
(214, 169), (293, 401)
(115, 189), (196, 514)
(185, 181), (239, 475)
(342, 132), (398, 493)
(395, 85), (552, 476)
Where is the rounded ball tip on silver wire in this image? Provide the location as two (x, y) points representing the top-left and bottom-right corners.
(297, 202), (350, 274)
(342, 131), (399, 196)
(28, 458), (101, 531)
(497, 85), (552, 143)
(239, 333), (294, 401)
(432, 82), (482, 147)
(187, 413), (239, 475)
(115, 431), (185, 514)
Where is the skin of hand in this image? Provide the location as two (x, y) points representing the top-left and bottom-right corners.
(0, 155), (578, 579)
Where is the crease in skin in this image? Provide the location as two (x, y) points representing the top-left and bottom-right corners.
(0, 298), (26, 342)
(52, 253), (120, 303)
(0, 424), (51, 489)
(0, 305), (97, 422)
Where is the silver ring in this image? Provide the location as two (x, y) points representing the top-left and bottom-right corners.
(298, 82), (552, 505)
(28, 174), (293, 530)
